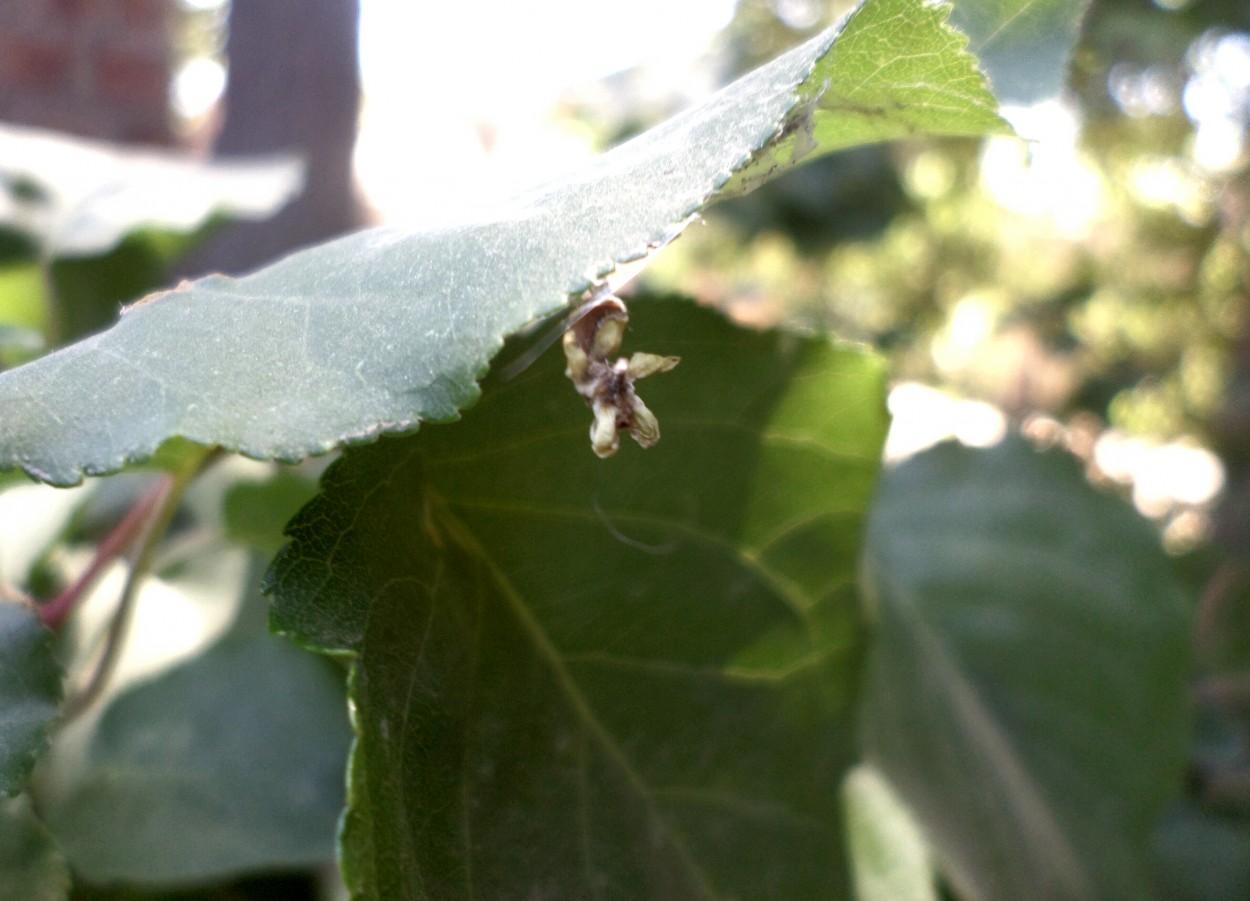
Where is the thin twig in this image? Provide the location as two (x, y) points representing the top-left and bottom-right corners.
(58, 463), (199, 723)
(37, 482), (166, 630)
(37, 247), (62, 351)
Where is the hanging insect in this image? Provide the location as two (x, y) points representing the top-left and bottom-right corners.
(561, 295), (679, 458)
(501, 238), (685, 457)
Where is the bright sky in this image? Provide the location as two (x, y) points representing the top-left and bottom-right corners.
(174, 0), (738, 223)
(354, 0), (736, 224)
(358, 1), (736, 117)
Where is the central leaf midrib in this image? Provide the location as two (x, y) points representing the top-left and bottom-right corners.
(438, 506), (723, 901)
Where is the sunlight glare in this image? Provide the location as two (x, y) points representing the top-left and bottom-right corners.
(932, 294), (996, 371)
(1183, 30), (1250, 172)
(884, 382), (1007, 462)
(981, 100), (1104, 237)
(172, 56), (226, 120)
(355, 0), (736, 225)
(1093, 430), (1224, 516)
(1127, 156), (1213, 225)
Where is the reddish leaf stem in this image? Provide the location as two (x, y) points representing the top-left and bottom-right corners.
(59, 470), (191, 722)
(37, 478), (170, 630)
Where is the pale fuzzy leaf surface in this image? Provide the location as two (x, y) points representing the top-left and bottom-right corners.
(267, 300), (889, 899)
(44, 629), (350, 885)
(0, 122), (302, 257)
(861, 437), (1192, 901)
(0, 0), (1037, 487)
(843, 765), (938, 901)
(0, 601), (61, 796)
(0, 795), (70, 901)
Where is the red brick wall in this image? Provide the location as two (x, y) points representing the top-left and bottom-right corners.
(0, 0), (175, 145)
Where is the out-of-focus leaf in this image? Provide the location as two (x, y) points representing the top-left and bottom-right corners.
(268, 299), (888, 899)
(861, 437), (1192, 901)
(843, 764), (938, 901)
(0, 601), (61, 795)
(50, 226), (230, 343)
(224, 468), (320, 555)
(0, 262), (45, 334)
(0, 795), (70, 901)
(948, 0), (1092, 109)
(44, 628), (350, 885)
(0, 0), (1052, 487)
(0, 324), (42, 369)
(0, 123), (301, 258)
(1154, 801), (1250, 901)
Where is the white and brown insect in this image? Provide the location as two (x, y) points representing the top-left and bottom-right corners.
(503, 240), (684, 457)
(560, 296), (679, 458)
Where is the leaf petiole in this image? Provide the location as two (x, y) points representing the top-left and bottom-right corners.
(57, 448), (217, 722)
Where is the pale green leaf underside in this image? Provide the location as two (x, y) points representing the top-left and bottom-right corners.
(0, 0), (1014, 486)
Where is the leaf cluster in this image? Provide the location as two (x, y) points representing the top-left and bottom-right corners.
(0, 1), (1228, 898)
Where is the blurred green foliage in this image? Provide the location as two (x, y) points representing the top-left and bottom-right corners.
(2, 1), (1246, 898)
(646, 0), (1250, 449)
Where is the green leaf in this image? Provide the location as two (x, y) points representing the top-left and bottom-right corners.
(50, 227), (230, 344)
(0, 601), (61, 796)
(0, 261), (45, 336)
(44, 629), (350, 886)
(724, 0), (1010, 196)
(268, 299), (888, 899)
(860, 437), (1192, 901)
(0, 0), (1046, 487)
(0, 795), (70, 901)
(1154, 801), (1250, 901)
(843, 765), (938, 901)
(223, 468), (320, 556)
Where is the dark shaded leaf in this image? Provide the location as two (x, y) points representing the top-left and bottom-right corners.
(1154, 801), (1250, 901)
(44, 629), (350, 886)
(0, 600), (61, 796)
(0, 795), (70, 901)
(269, 299), (888, 899)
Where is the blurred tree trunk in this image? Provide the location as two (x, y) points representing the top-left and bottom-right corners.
(182, 0), (366, 276)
